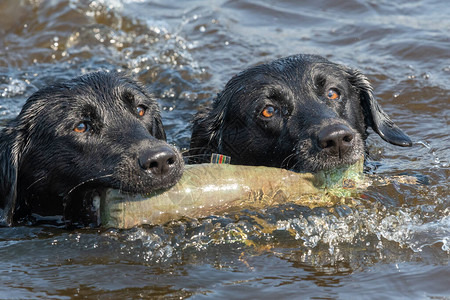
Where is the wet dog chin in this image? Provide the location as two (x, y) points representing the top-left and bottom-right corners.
(290, 154), (363, 173)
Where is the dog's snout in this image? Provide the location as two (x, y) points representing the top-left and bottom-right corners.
(318, 124), (354, 157)
(139, 146), (177, 175)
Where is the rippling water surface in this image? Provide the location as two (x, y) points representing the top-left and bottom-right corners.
(0, 0), (449, 298)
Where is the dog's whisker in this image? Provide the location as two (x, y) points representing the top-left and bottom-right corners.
(281, 153), (294, 165)
(280, 153), (298, 169)
(26, 176), (46, 190)
(66, 174), (114, 197)
(182, 147), (211, 155)
(182, 154), (213, 159)
(290, 161), (302, 172)
(188, 146), (215, 152)
(180, 148), (192, 155)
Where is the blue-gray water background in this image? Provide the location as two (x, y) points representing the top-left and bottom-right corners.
(0, 0), (449, 298)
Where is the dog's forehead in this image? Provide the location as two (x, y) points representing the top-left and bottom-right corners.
(281, 58), (348, 81)
(75, 84), (129, 108)
(280, 60), (353, 96)
(74, 75), (144, 104)
(243, 55), (348, 87)
(55, 73), (154, 112)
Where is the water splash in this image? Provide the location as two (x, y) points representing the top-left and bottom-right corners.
(416, 140), (449, 168)
(106, 194), (448, 267)
(1, 78), (28, 97)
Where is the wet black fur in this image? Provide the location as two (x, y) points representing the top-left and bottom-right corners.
(190, 54), (412, 170)
(0, 72), (184, 226)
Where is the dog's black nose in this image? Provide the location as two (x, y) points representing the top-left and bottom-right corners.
(139, 146), (177, 175)
(318, 124), (354, 157)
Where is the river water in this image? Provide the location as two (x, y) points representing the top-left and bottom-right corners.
(0, 0), (449, 298)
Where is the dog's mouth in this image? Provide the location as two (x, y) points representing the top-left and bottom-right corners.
(114, 167), (184, 194)
(290, 131), (365, 173)
(66, 151), (185, 196)
(61, 162), (183, 228)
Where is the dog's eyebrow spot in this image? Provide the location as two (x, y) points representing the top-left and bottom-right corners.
(122, 90), (135, 105)
(263, 87), (296, 114)
(80, 104), (98, 118)
(314, 75), (327, 89)
(265, 86), (288, 102)
(268, 88), (283, 98)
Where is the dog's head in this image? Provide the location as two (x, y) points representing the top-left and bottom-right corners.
(190, 54), (411, 171)
(0, 72), (184, 225)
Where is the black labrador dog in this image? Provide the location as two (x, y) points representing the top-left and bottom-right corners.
(190, 54), (411, 171)
(0, 72), (184, 227)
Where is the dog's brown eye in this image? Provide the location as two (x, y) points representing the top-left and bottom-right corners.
(136, 105), (146, 117)
(327, 89), (340, 100)
(261, 105), (277, 118)
(74, 122), (89, 133)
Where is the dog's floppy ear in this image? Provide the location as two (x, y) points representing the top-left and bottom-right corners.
(191, 81), (241, 150)
(349, 69), (412, 147)
(152, 115), (167, 141)
(0, 129), (19, 226)
(190, 107), (223, 152)
(189, 76), (245, 158)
